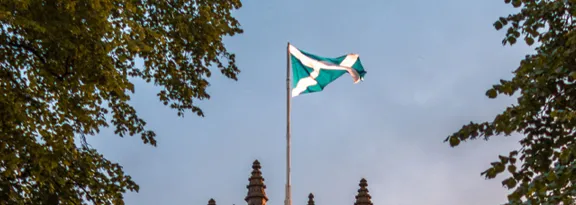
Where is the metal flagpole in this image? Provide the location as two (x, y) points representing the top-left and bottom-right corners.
(284, 42), (292, 205)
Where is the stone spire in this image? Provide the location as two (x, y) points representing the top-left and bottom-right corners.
(354, 178), (373, 205)
(208, 199), (216, 205)
(245, 160), (268, 205)
(307, 193), (315, 205)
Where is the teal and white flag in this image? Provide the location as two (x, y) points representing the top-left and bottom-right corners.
(289, 44), (367, 97)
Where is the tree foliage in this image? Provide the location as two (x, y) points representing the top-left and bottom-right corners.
(446, 0), (576, 204)
(0, 0), (242, 204)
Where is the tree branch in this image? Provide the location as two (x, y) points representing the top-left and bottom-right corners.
(6, 41), (66, 81)
(6, 42), (47, 64)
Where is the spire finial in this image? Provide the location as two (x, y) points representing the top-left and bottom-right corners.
(354, 178), (373, 205)
(307, 193), (315, 205)
(245, 160), (268, 205)
(208, 199), (216, 205)
(359, 178), (368, 188)
(252, 160), (261, 170)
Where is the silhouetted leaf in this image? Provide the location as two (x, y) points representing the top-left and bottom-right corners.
(495, 21), (504, 30)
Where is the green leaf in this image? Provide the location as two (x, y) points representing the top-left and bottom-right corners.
(508, 165), (517, 173)
(569, 71), (576, 80)
(503, 178), (517, 189)
(449, 136), (460, 146)
(486, 89), (498, 98)
(512, 0), (521, 7)
(508, 36), (517, 45)
(499, 17), (508, 25)
(525, 37), (535, 46)
(547, 172), (557, 182)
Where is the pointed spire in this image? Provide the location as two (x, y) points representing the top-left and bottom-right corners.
(307, 193), (315, 205)
(208, 199), (216, 205)
(354, 178), (373, 205)
(245, 160), (268, 205)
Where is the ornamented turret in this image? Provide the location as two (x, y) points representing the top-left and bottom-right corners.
(208, 199), (216, 205)
(354, 178), (373, 205)
(245, 160), (268, 205)
(307, 193), (315, 205)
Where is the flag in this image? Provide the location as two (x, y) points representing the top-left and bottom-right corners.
(289, 44), (367, 97)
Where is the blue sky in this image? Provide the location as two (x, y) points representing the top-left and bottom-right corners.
(90, 0), (534, 204)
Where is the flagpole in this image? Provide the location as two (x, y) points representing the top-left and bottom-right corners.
(285, 42), (292, 205)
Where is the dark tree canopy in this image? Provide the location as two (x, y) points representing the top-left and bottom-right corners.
(0, 0), (242, 204)
(446, 0), (576, 204)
